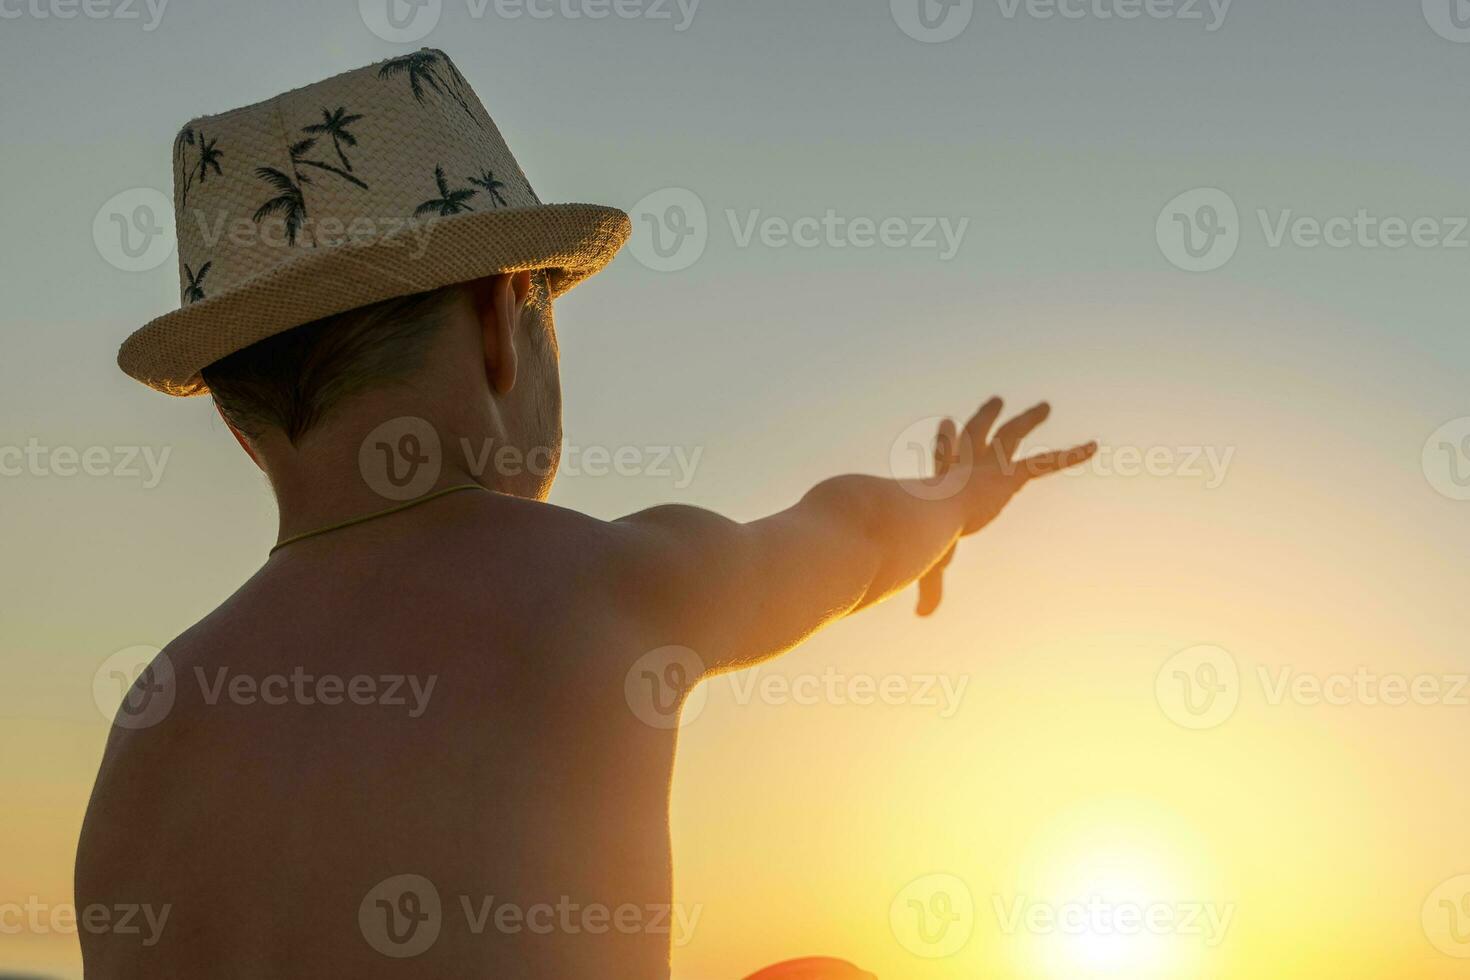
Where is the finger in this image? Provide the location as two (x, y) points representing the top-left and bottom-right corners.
(919, 421), (959, 616)
(963, 397), (1003, 458)
(1016, 441), (1097, 479)
(934, 417), (958, 479)
(991, 401), (1051, 461)
(916, 544), (955, 617)
(916, 568), (943, 616)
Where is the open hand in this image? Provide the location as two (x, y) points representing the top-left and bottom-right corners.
(916, 398), (1095, 616)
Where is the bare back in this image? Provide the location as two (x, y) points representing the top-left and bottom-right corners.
(76, 491), (687, 979)
(75, 395), (1092, 978)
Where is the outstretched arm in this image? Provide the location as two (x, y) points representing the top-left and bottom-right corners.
(611, 398), (1094, 675)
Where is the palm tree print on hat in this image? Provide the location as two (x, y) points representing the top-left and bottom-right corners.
(174, 127), (195, 205)
(468, 169), (509, 208)
(302, 107), (365, 172)
(252, 167), (308, 246)
(415, 165), (478, 217)
(196, 135), (224, 182)
(378, 50), (481, 127)
(251, 116), (372, 247)
(437, 56), (479, 120)
(287, 135), (370, 190)
(175, 127), (223, 208)
(182, 261), (212, 304)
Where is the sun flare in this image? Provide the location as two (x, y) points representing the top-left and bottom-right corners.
(1014, 824), (1214, 979)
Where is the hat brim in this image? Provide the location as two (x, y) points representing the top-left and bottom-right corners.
(118, 202), (631, 397)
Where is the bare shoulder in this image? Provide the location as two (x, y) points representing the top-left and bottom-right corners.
(444, 494), (722, 619)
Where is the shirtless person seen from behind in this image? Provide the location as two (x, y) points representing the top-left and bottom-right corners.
(78, 270), (1094, 978)
(78, 51), (1095, 980)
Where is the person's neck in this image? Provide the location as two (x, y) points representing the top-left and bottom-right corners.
(259, 399), (507, 550)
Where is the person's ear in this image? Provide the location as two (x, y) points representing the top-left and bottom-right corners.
(216, 406), (264, 472)
(471, 271), (533, 396)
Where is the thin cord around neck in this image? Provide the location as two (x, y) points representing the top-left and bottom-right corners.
(269, 483), (490, 556)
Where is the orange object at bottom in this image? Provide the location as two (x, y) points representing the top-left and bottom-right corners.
(741, 957), (877, 980)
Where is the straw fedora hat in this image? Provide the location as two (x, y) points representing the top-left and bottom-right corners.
(118, 48), (630, 397)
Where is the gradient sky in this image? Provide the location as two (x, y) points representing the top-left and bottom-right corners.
(3, 0), (1469, 976)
